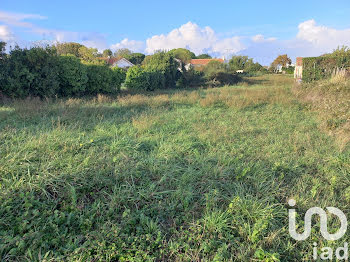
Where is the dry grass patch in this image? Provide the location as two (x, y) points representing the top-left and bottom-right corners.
(132, 114), (161, 132)
(199, 86), (295, 109)
(293, 77), (350, 148)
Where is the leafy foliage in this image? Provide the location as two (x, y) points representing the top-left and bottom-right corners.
(143, 51), (179, 89)
(229, 55), (265, 73)
(204, 60), (240, 86)
(124, 53), (145, 65)
(78, 46), (99, 62)
(56, 42), (83, 57)
(302, 46), (350, 82)
(168, 48), (195, 63)
(196, 54), (212, 59)
(85, 63), (125, 95)
(0, 43), (125, 98)
(57, 55), (88, 96)
(102, 49), (113, 57)
(114, 48), (132, 58)
(1, 45), (60, 98)
(125, 65), (151, 91)
(271, 54), (291, 67)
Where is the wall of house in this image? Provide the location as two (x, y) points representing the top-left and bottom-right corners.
(294, 57), (303, 79)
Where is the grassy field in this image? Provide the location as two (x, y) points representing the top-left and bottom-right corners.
(1, 75), (350, 261)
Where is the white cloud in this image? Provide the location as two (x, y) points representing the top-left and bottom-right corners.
(1, 11), (350, 66)
(0, 11), (47, 28)
(0, 10), (108, 51)
(110, 38), (145, 52)
(297, 19), (350, 52)
(145, 22), (245, 56)
(0, 25), (14, 42)
(252, 34), (276, 43)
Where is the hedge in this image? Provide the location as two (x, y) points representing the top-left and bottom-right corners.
(125, 65), (164, 91)
(0, 44), (125, 98)
(1, 46), (61, 98)
(302, 48), (350, 82)
(85, 64), (126, 95)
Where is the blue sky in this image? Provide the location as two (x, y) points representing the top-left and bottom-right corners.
(1, 0), (350, 65)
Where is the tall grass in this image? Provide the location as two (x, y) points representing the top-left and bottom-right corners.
(1, 74), (349, 261)
(293, 72), (350, 148)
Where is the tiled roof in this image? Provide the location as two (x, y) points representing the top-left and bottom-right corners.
(98, 57), (123, 65)
(296, 57), (303, 67)
(190, 59), (224, 65)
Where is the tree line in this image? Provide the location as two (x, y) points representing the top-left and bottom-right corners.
(0, 41), (268, 98)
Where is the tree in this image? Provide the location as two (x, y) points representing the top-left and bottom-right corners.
(196, 54), (212, 59)
(0, 41), (6, 60)
(271, 54), (291, 67)
(229, 56), (264, 73)
(78, 46), (98, 62)
(102, 49), (113, 57)
(229, 56), (251, 71)
(114, 48), (132, 58)
(56, 42), (83, 57)
(0, 42), (6, 93)
(124, 53), (145, 65)
(142, 51), (179, 89)
(203, 61), (240, 86)
(168, 48), (195, 63)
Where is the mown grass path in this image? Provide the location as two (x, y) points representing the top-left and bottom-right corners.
(1, 75), (349, 261)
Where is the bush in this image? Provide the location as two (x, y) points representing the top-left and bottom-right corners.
(143, 51), (179, 89)
(303, 47), (350, 82)
(284, 66), (295, 74)
(57, 55), (88, 96)
(179, 67), (205, 87)
(111, 67), (126, 89)
(125, 65), (166, 91)
(203, 61), (240, 86)
(125, 65), (150, 91)
(0, 46), (60, 98)
(85, 64), (125, 95)
(0, 44), (124, 98)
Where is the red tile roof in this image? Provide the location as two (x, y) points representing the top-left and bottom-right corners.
(190, 59), (224, 66)
(98, 57), (123, 65)
(296, 57), (303, 67)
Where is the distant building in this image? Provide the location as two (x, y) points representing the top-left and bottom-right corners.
(99, 57), (134, 69)
(276, 64), (283, 73)
(294, 57), (303, 80)
(236, 70), (244, 73)
(185, 58), (224, 70)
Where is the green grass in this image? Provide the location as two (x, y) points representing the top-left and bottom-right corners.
(1, 75), (350, 261)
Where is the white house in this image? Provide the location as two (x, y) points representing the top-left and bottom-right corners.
(110, 57), (134, 69)
(98, 57), (135, 69)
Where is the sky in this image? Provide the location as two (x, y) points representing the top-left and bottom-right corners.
(1, 0), (350, 65)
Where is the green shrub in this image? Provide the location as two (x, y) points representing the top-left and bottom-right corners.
(124, 53), (145, 65)
(203, 61), (240, 86)
(303, 47), (350, 82)
(125, 65), (150, 91)
(143, 51), (179, 89)
(111, 67), (126, 89)
(180, 67), (205, 87)
(1, 46), (60, 98)
(57, 55), (88, 96)
(85, 64), (124, 95)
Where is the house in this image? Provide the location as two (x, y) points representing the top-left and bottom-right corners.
(294, 57), (303, 80)
(99, 57), (134, 69)
(275, 64), (283, 73)
(185, 58), (224, 70)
